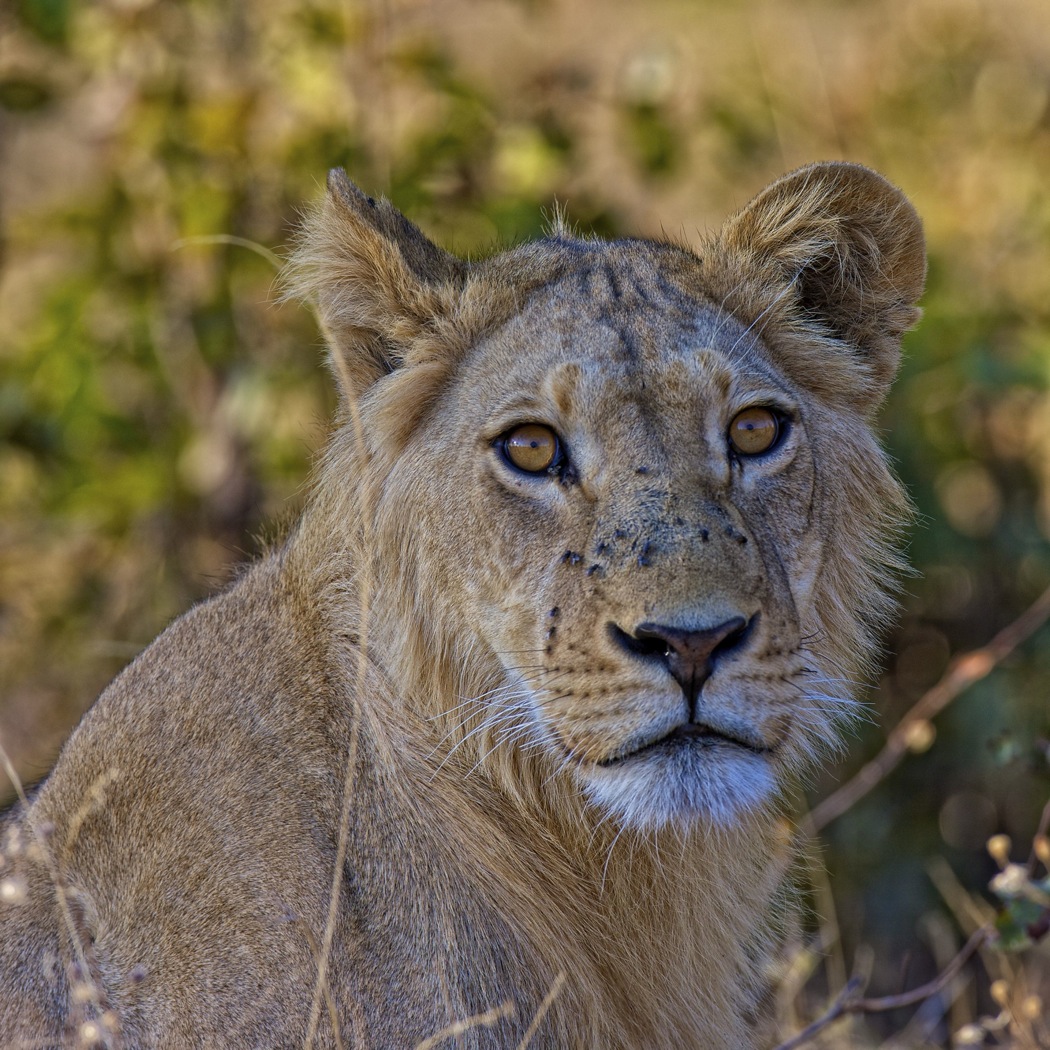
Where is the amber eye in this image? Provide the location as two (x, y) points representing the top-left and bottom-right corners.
(501, 424), (561, 474)
(728, 407), (782, 456)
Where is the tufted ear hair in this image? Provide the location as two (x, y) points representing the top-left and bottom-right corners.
(285, 169), (469, 402)
(716, 162), (926, 409)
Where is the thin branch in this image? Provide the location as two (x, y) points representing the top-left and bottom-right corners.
(774, 927), (992, 1050)
(849, 926), (991, 1013)
(774, 976), (864, 1050)
(809, 582), (1050, 832)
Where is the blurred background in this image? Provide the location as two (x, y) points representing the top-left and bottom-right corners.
(1, 0), (1049, 1043)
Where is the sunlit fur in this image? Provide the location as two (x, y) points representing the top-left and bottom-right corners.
(0, 164), (924, 1048)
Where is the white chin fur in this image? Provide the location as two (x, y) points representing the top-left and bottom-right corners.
(579, 742), (778, 830)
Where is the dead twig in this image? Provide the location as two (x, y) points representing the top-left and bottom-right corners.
(774, 976), (865, 1050)
(774, 926), (993, 1050)
(809, 582), (1050, 832)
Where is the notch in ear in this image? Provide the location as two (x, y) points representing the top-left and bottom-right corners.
(718, 162), (927, 408)
(284, 169), (468, 402)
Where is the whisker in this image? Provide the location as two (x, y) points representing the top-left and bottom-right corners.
(600, 821), (629, 896)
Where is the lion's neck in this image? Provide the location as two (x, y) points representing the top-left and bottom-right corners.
(347, 686), (789, 1047)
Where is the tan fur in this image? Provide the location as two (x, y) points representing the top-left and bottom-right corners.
(0, 163), (925, 1048)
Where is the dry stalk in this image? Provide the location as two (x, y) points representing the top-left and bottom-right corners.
(0, 736), (114, 1043)
(412, 1002), (516, 1050)
(299, 923), (346, 1050)
(515, 971), (567, 1050)
(303, 346), (373, 1047)
(171, 234), (283, 270)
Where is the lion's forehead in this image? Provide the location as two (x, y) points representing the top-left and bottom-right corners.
(529, 253), (760, 365)
(542, 250), (705, 316)
(467, 261), (790, 455)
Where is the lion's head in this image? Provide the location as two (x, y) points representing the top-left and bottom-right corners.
(288, 162), (925, 831)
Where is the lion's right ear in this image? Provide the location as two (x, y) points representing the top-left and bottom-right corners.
(714, 162), (926, 411)
(284, 170), (468, 402)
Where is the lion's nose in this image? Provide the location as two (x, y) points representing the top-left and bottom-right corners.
(611, 616), (752, 709)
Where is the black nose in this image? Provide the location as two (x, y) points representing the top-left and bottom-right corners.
(611, 616), (751, 709)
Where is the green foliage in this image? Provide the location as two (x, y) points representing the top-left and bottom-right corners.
(14, 0), (71, 46)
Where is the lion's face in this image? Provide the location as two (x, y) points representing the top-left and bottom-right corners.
(391, 249), (835, 827)
(296, 162), (924, 832)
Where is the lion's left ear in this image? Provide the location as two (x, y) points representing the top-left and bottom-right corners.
(717, 162), (926, 407)
(285, 169), (468, 402)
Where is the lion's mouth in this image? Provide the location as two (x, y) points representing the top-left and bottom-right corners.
(595, 721), (769, 768)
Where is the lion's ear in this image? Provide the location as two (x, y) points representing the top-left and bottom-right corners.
(286, 169), (467, 401)
(718, 162), (926, 405)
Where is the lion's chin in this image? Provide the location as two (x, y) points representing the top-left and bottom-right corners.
(579, 738), (778, 830)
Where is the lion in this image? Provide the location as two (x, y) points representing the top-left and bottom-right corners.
(0, 161), (924, 1048)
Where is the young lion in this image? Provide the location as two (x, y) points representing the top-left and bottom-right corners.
(0, 162), (924, 1048)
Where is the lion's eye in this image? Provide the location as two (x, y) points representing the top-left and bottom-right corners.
(501, 424), (561, 474)
(728, 407), (782, 456)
